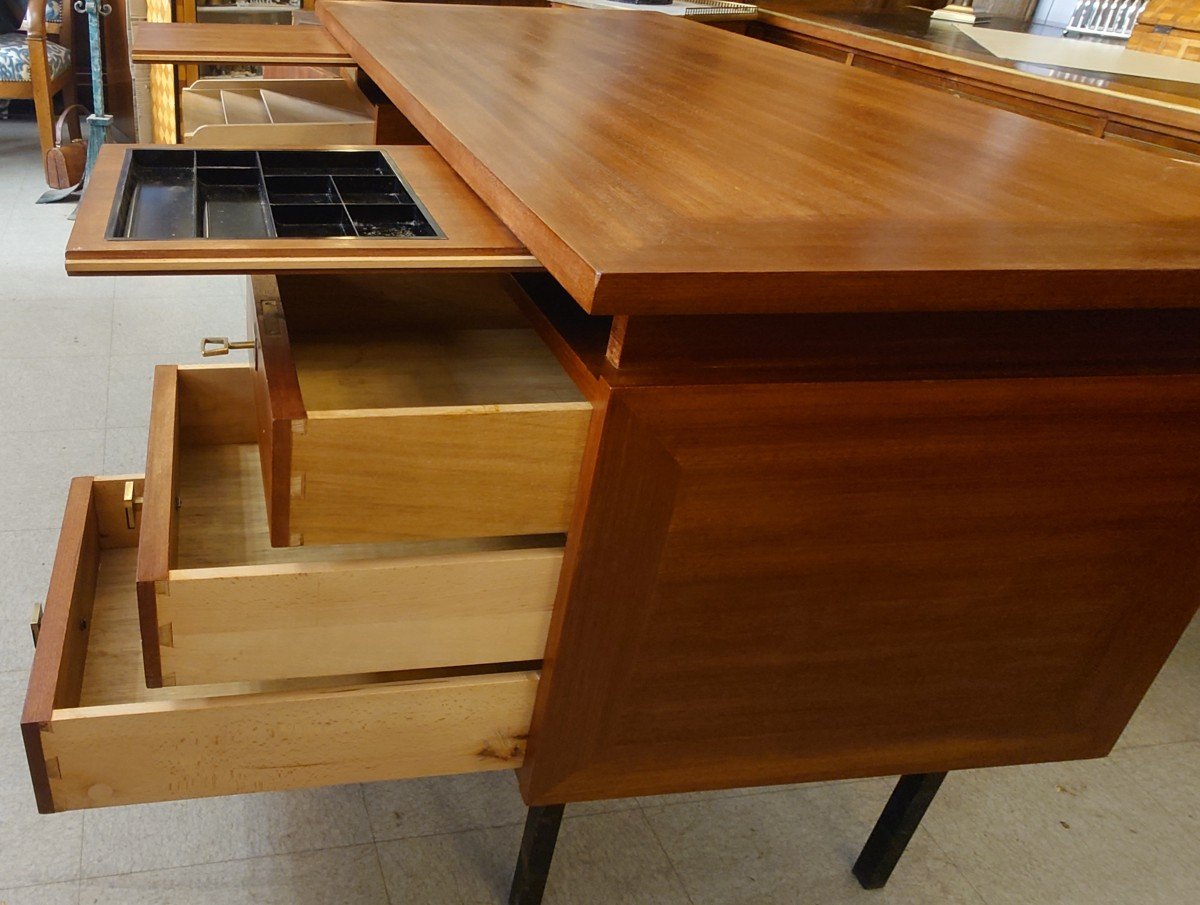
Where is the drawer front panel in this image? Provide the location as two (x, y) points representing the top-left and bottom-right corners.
(42, 672), (537, 811)
(158, 548), (562, 684)
(291, 406), (592, 545)
(24, 476), (538, 813)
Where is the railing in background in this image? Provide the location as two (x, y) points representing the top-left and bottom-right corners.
(1064, 0), (1148, 39)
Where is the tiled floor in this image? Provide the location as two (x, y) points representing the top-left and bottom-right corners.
(1, 116), (1198, 904)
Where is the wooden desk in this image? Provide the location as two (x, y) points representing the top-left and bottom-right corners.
(24, 6), (1200, 902)
(317, 0), (1200, 809)
(752, 3), (1200, 157)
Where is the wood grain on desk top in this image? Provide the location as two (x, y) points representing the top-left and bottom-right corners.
(130, 23), (354, 65)
(320, 3), (1200, 315)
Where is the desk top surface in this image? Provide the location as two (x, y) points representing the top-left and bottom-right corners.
(321, 2), (1200, 315)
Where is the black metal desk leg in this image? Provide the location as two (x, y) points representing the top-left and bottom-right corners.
(852, 772), (947, 890)
(509, 804), (566, 905)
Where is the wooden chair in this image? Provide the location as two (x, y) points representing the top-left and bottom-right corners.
(0, 1), (77, 169)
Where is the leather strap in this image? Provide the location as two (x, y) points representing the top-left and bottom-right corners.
(55, 103), (87, 147)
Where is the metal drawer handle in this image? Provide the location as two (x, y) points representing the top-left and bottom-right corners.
(123, 479), (143, 530)
(201, 337), (255, 357)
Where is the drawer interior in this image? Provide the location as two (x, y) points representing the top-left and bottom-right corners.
(166, 362), (565, 566)
(181, 79), (377, 149)
(253, 274), (594, 547)
(22, 476), (539, 812)
(222, 90), (273, 126)
(274, 273), (588, 412)
(109, 149), (442, 240)
(173, 421), (559, 570)
(137, 364), (562, 687)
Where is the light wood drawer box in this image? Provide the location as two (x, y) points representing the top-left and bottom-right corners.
(181, 78), (377, 147)
(249, 272), (594, 547)
(134, 363), (561, 688)
(21, 474), (538, 813)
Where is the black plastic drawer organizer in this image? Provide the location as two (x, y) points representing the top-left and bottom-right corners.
(108, 150), (444, 240)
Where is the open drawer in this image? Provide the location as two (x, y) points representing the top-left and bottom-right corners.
(134, 363), (562, 688)
(66, 145), (539, 274)
(247, 272), (594, 547)
(21, 474), (538, 813)
(181, 78), (376, 147)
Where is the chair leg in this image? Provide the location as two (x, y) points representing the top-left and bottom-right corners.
(28, 43), (57, 169)
(32, 83), (55, 166)
(852, 772), (947, 890)
(509, 804), (566, 905)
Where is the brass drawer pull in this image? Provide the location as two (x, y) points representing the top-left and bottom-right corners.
(123, 480), (143, 531)
(201, 337), (255, 357)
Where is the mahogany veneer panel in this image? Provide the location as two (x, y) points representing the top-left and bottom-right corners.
(320, 3), (1200, 314)
(520, 376), (1200, 802)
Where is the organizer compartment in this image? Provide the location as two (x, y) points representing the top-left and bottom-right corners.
(70, 144), (536, 275)
(181, 78), (376, 148)
(196, 168), (272, 239)
(107, 149), (442, 241)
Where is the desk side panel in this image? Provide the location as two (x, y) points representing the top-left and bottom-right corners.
(520, 376), (1200, 802)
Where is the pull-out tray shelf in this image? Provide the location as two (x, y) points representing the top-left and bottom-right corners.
(67, 145), (539, 274)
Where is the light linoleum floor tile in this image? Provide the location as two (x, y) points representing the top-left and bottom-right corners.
(101, 427), (149, 474)
(0, 675), (77, 895)
(0, 430), (105, 529)
(920, 756), (1200, 905)
(80, 785), (373, 878)
(1113, 740), (1200, 831)
(642, 778), (985, 905)
(1115, 614), (1200, 750)
(363, 771), (642, 845)
(377, 809), (692, 905)
(0, 529), (60, 675)
(0, 881), (81, 905)
(364, 772), (530, 843)
(0, 298), (113, 359)
(77, 844), (388, 905)
(0, 358), (109, 432)
(111, 292), (248, 359)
